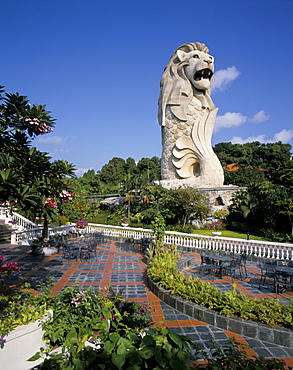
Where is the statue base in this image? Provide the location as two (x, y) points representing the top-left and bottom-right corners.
(158, 180), (246, 211)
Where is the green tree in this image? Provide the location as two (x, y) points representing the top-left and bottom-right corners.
(229, 182), (293, 237)
(0, 85), (76, 239)
(78, 170), (101, 194)
(171, 187), (210, 227)
(99, 157), (126, 186)
(136, 156), (161, 183)
(214, 141), (293, 187)
(276, 198), (293, 235)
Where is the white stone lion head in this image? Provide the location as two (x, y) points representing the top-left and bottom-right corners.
(158, 42), (215, 127)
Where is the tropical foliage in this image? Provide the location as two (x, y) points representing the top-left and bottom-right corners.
(0, 85), (76, 240)
(214, 141), (293, 186)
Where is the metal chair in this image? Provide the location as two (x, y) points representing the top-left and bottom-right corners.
(199, 253), (218, 281)
(62, 241), (78, 260)
(275, 270), (293, 296)
(258, 259), (278, 289)
(240, 253), (248, 279)
(80, 239), (97, 261)
(221, 256), (242, 282)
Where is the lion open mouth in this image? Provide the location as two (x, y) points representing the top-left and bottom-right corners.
(194, 68), (213, 81)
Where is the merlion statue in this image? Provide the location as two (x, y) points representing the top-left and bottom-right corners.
(158, 42), (224, 188)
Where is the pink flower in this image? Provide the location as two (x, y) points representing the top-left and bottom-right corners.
(71, 297), (80, 308)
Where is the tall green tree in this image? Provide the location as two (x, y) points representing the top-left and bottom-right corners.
(214, 141), (293, 186)
(98, 157), (126, 186)
(0, 85), (76, 239)
(171, 187), (209, 227)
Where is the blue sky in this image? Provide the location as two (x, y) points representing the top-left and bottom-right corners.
(2, 0), (293, 176)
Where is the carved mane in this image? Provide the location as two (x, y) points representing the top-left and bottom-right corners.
(158, 42), (210, 127)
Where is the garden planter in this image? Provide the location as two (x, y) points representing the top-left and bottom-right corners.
(0, 310), (53, 370)
(121, 223), (129, 227)
(212, 231), (222, 236)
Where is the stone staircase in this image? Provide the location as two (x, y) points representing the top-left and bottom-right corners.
(0, 220), (14, 243)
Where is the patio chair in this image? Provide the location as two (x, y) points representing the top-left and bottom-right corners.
(62, 241), (78, 260)
(221, 256), (243, 282)
(258, 259), (278, 289)
(275, 270), (293, 297)
(80, 239), (97, 261)
(95, 236), (104, 246)
(240, 253), (248, 279)
(199, 253), (218, 281)
(140, 238), (153, 254)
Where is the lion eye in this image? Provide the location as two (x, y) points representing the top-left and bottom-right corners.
(193, 54), (199, 58)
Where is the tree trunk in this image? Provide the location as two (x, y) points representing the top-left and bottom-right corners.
(42, 216), (49, 241)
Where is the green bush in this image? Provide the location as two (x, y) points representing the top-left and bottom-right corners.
(192, 338), (292, 369)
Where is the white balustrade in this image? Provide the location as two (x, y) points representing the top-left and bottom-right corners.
(0, 207), (36, 232)
(5, 211), (293, 260)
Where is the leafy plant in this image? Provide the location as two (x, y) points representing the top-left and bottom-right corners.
(39, 327), (192, 370)
(0, 285), (49, 338)
(42, 286), (153, 349)
(192, 338), (292, 369)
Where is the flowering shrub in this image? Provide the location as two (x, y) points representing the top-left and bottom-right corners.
(59, 190), (73, 203)
(121, 216), (129, 224)
(42, 285), (153, 348)
(0, 256), (19, 285)
(44, 198), (58, 208)
(75, 220), (88, 228)
(204, 220), (223, 230)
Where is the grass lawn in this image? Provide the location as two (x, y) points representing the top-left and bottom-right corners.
(190, 229), (265, 241)
(87, 211), (269, 242)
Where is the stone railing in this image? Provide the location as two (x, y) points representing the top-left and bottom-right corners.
(0, 207), (36, 232)
(12, 224), (78, 244)
(163, 231), (293, 260)
(11, 222), (293, 260)
(86, 225), (293, 260)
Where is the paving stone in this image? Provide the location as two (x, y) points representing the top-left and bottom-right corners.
(111, 284), (147, 298)
(252, 347), (274, 357)
(112, 263), (141, 270)
(40, 263), (72, 271)
(110, 272), (143, 282)
(114, 255), (139, 262)
(68, 272), (103, 283)
(76, 262), (106, 271)
(24, 272), (63, 288)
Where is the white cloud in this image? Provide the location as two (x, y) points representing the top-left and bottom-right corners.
(35, 135), (74, 145)
(52, 148), (71, 154)
(231, 129), (293, 144)
(215, 112), (247, 132)
(273, 129), (293, 142)
(75, 168), (93, 177)
(249, 110), (270, 123)
(212, 66), (240, 92)
(231, 135), (267, 144)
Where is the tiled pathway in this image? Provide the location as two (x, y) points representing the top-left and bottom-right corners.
(1, 239), (293, 366)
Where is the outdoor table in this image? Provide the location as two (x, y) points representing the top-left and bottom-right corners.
(275, 266), (293, 276)
(209, 255), (233, 279)
(70, 242), (88, 260)
(210, 255), (232, 264)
